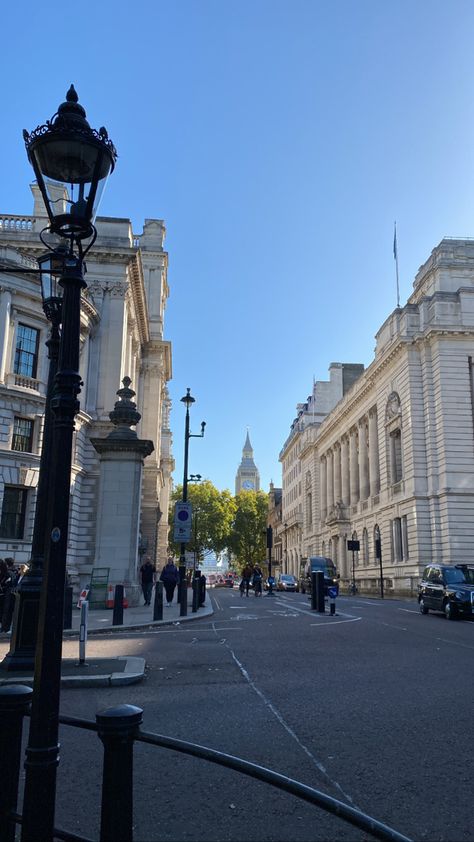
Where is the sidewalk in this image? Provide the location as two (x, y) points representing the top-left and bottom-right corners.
(65, 591), (214, 635)
(0, 592), (213, 688)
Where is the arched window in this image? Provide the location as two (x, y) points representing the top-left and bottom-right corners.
(374, 524), (381, 562)
(362, 527), (369, 565)
(385, 392), (403, 485)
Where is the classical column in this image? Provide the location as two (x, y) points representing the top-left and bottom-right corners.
(358, 419), (369, 501)
(368, 408), (380, 495)
(320, 455), (327, 520)
(326, 449), (334, 512)
(334, 442), (342, 503)
(341, 436), (350, 506)
(0, 287), (12, 383)
(349, 428), (359, 505)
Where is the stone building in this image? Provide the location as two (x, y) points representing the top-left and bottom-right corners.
(267, 481), (283, 574)
(282, 238), (474, 595)
(0, 186), (174, 596)
(279, 364), (364, 578)
(235, 431), (260, 494)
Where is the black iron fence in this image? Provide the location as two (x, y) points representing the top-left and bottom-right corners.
(0, 685), (412, 842)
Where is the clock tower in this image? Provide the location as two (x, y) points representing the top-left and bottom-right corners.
(235, 431), (260, 494)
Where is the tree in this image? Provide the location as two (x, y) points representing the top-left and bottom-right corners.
(169, 481), (236, 561)
(228, 490), (268, 571)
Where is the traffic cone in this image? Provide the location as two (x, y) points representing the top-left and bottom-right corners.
(106, 584), (115, 609)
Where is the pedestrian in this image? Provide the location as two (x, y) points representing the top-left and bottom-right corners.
(242, 565), (252, 597)
(0, 559), (14, 632)
(252, 564), (263, 596)
(140, 556), (156, 606)
(160, 558), (179, 606)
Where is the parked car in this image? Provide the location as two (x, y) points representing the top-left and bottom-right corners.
(418, 564), (474, 620)
(298, 557), (339, 596)
(277, 574), (297, 592)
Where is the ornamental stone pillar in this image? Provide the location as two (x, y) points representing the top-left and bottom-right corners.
(358, 419), (369, 501)
(341, 436), (350, 505)
(334, 443), (342, 503)
(369, 408), (380, 495)
(326, 449), (334, 511)
(349, 428), (359, 505)
(0, 287), (12, 383)
(91, 377), (154, 604)
(320, 456), (327, 520)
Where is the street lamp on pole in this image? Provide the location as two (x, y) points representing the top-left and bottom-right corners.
(5, 85), (117, 842)
(179, 388), (205, 617)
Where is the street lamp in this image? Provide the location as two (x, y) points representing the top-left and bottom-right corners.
(7, 86), (116, 842)
(179, 388), (205, 617)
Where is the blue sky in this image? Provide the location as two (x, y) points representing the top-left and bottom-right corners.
(3, 0), (474, 493)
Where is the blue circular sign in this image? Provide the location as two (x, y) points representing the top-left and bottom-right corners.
(328, 586), (338, 599)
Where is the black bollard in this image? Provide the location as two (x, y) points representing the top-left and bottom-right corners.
(153, 581), (163, 621)
(179, 576), (188, 617)
(96, 704), (143, 842)
(199, 574), (206, 606)
(316, 571), (325, 613)
(63, 585), (73, 630)
(192, 576), (199, 613)
(0, 684), (33, 842)
(112, 584), (124, 626)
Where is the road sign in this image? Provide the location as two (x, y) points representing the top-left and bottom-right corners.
(328, 586), (338, 599)
(174, 502), (192, 524)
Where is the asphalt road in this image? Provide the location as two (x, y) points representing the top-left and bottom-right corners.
(13, 590), (474, 841)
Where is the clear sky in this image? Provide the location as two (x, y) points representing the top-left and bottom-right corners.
(2, 0), (474, 494)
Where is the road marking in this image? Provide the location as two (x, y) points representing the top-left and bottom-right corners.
(436, 637), (474, 651)
(212, 595), (222, 611)
(310, 617), (362, 627)
(228, 648), (358, 807)
(398, 608), (420, 614)
(378, 622), (408, 631)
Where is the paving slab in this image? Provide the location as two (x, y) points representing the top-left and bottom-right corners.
(0, 656), (146, 688)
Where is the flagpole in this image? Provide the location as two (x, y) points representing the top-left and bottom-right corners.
(393, 221), (400, 308)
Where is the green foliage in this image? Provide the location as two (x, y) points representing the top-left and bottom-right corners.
(228, 490), (268, 570)
(169, 481), (236, 560)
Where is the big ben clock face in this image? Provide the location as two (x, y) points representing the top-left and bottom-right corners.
(242, 480), (255, 490)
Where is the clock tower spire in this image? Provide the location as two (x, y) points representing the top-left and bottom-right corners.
(235, 430), (260, 494)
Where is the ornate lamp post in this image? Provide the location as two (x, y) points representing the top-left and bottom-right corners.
(179, 389), (205, 617)
(12, 86), (116, 842)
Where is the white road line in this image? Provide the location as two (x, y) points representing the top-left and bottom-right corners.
(310, 617), (362, 627)
(228, 648), (358, 807)
(436, 637), (474, 651)
(398, 608), (420, 614)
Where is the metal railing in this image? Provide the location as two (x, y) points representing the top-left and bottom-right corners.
(0, 685), (413, 842)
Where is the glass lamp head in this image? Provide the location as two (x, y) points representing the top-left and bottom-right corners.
(24, 86), (117, 240)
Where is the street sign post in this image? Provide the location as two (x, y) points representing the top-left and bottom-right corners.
(174, 502), (192, 543)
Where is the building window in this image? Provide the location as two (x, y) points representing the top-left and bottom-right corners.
(11, 417), (34, 453)
(390, 429), (402, 483)
(374, 524), (381, 562)
(392, 518), (403, 562)
(362, 528), (369, 565)
(0, 486), (28, 539)
(14, 324), (40, 379)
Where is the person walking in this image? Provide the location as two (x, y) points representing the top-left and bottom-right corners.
(0, 559), (14, 632)
(242, 565), (252, 597)
(160, 558), (179, 606)
(252, 564), (263, 597)
(140, 556), (156, 606)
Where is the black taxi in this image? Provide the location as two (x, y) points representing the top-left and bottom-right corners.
(418, 563), (474, 620)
